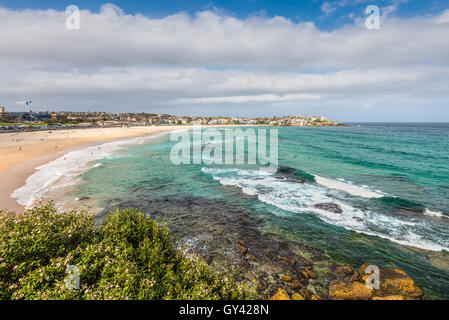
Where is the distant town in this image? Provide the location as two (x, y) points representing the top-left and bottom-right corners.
(0, 106), (346, 131)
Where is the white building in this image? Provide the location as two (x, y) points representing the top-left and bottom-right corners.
(292, 119), (304, 126)
(0, 106), (5, 114)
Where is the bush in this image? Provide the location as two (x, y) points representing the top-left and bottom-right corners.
(0, 203), (250, 300)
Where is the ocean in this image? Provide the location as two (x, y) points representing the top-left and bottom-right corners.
(13, 123), (449, 298)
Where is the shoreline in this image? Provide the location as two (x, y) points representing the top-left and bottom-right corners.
(0, 126), (189, 212)
(0, 125), (249, 212)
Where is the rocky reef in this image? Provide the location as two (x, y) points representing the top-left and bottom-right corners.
(104, 192), (425, 301)
(270, 262), (423, 300)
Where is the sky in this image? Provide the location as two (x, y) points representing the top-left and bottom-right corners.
(0, 0), (448, 121)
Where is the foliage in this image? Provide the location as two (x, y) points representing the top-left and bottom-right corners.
(0, 203), (250, 300)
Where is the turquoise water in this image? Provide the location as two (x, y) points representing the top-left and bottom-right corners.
(72, 123), (449, 298)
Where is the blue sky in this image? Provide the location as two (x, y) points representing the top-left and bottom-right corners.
(1, 0), (447, 29)
(0, 1), (448, 121)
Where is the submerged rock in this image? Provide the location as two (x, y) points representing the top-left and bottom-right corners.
(286, 178), (305, 184)
(377, 268), (423, 299)
(330, 264), (355, 281)
(426, 251), (449, 271)
(314, 203), (343, 214)
(75, 196), (91, 201)
(274, 176), (305, 184)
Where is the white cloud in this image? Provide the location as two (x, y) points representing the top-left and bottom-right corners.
(0, 5), (448, 120)
(381, 5), (398, 18)
(321, 2), (339, 15)
(435, 9), (449, 24)
(0, 6), (448, 70)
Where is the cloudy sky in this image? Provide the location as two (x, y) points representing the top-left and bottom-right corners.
(0, 0), (448, 121)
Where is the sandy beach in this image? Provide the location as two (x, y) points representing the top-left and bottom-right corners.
(0, 126), (187, 212)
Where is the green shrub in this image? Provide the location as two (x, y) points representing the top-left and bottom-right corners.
(0, 203), (250, 300)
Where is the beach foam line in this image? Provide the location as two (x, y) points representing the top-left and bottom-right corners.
(11, 132), (172, 209)
(314, 175), (385, 198)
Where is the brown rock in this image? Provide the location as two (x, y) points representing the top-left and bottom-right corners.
(238, 239), (247, 246)
(300, 268), (317, 279)
(247, 253), (257, 261)
(372, 295), (405, 300)
(324, 272), (338, 282)
(299, 257), (313, 266)
(257, 281), (268, 292)
(349, 262), (375, 282)
(235, 243), (248, 255)
(270, 288), (291, 300)
(276, 255), (296, 265)
(357, 262), (374, 279)
(298, 289), (312, 300)
(279, 241), (287, 249)
(292, 293), (305, 300)
(346, 263), (423, 300)
(282, 274), (294, 282)
(331, 264), (355, 280)
(328, 281), (373, 300)
(290, 280), (302, 290)
(377, 268), (423, 299)
(314, 203), (343, 214)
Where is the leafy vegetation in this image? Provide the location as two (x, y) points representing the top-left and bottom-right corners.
(0, 203), (250, 300)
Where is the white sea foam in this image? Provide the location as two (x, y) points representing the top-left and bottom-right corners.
(202, 167), (449, 252)
(11, 133), (169, 209)
(424, 209), (445, 218)
(314, 175), (385, 198)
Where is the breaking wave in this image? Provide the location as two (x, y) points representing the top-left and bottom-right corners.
(202, 167), (449, 251)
